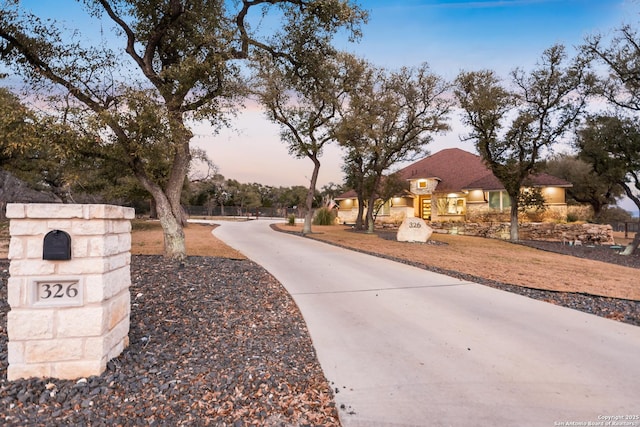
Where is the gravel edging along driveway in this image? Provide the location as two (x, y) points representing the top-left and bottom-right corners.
(1, 226), (637, 426)
(277, 225), (640, 327)
(0, 256), (340, 426)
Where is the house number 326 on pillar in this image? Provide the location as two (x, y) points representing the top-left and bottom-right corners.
(33, 280), (83, 307)
(41, 282), (78, 299)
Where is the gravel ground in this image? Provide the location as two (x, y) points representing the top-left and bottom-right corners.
(1, 237), (638, 426)
(0, 256), (340, 426)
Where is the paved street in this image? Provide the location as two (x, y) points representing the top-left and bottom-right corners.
(213, 219), (640, 427)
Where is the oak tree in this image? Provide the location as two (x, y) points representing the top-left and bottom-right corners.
(0, 0), (366, 259)
(543, 153), (623, 220)
(454, 45), (587, 241)
(583, 23), (640, 254)
(337, 59), (451, 233)
(253, 52), (349, 234)
(576, 114), (640, 254)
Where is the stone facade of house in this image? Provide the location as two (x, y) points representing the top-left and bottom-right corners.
(337, 148), (572, 227)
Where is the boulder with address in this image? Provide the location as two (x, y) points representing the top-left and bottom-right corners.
(397, 217), (433, 243)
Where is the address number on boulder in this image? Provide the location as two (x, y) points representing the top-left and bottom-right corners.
(31, 280), (83, 307)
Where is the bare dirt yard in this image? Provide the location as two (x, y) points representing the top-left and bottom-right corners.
(129, 220), (246, 259)
(274, 223), (640, 302)
(0, 220), (340, 426)
(0, 218), (637, 425)
(3, 219), (634, 301)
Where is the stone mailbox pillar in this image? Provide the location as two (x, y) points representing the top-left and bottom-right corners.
(5, 203), (135, 380)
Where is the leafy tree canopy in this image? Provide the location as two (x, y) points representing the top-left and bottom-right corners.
(0, 0), (366, 259)
(543, 153), (623, 221)
(337, 58), (452, 232)
(454, 45), (588, 241)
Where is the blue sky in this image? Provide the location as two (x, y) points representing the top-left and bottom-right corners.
(5, 0), (640, 213)
(344, 0), (627, 77)
(209, 0), (640, 192)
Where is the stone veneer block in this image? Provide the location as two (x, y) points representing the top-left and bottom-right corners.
(5, 203), (26, 218)
(6, 203), (133, 381)
(7, 364), (52, 380)
(9, 260), (56, 277)
(56, 306), (107, 337)
(7, 309), (55, 340)
(53, 360), (106, 380)
(86, 204), (135, 220)
(9, 220), (48, 237)
(24, 338), (85, 363)
(6, 277), (23, 308)
(26, 204), (84, 219)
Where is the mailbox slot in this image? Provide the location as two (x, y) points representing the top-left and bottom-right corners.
(43, 230), (72, 260)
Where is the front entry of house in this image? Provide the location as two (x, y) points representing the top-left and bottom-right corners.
(420, 196), (431, 220)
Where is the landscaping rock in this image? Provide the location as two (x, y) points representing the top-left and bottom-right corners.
(0, 256), (340, 426)
(429, 221), (615, 244)
(397, 217), (432, 243)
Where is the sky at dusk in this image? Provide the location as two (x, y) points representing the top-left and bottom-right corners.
(5, 0), (640, 212)
(205, 0), (640, 193)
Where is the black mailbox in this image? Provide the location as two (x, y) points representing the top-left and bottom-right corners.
(43, 230), (72, 261)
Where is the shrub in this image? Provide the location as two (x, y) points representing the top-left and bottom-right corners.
(566, 212), (579, 223)
(566, 205), (593, 223)
(287, 214), (296, 226)
(313, 207), (335, 225)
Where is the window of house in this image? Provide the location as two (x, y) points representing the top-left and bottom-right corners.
(488, 191), (511, 211)
(449, 198), (465, 214)
(447, 198), (457, 214)
(437, 196), (465, 215)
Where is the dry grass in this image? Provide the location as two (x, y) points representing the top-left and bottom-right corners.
(130, 220), (246, 259)
(0, 221), (8, 257)
(0, 220), (245, 260)
(275, 224), (640, 301)
(613, 230), (635, 246)
(2, 219), (637, 301)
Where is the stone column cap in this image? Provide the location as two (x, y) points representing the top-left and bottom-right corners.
(6, 204), (135, 220)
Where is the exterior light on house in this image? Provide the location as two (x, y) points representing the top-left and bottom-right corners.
(334, 148), (571, 225)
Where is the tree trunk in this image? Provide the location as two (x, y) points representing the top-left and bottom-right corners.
(355, 195), (365, 230)
(365, 191), (378, 234)
(366, 199), (375, 234)
(155, 193), (187, 258)
(619, 184), (640, 256)
(134, 114), (192, 260)
(509, 194), (519, 241)
(302, 156), (321, 235)
(135, 181), (187, 260)
(621, 230), (640, 256)
(365, 175), (383, 234)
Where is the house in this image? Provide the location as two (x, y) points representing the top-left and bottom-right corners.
(336, 148), (571, 224)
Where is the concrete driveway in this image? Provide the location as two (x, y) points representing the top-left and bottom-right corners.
(212, 219), (640, 427)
